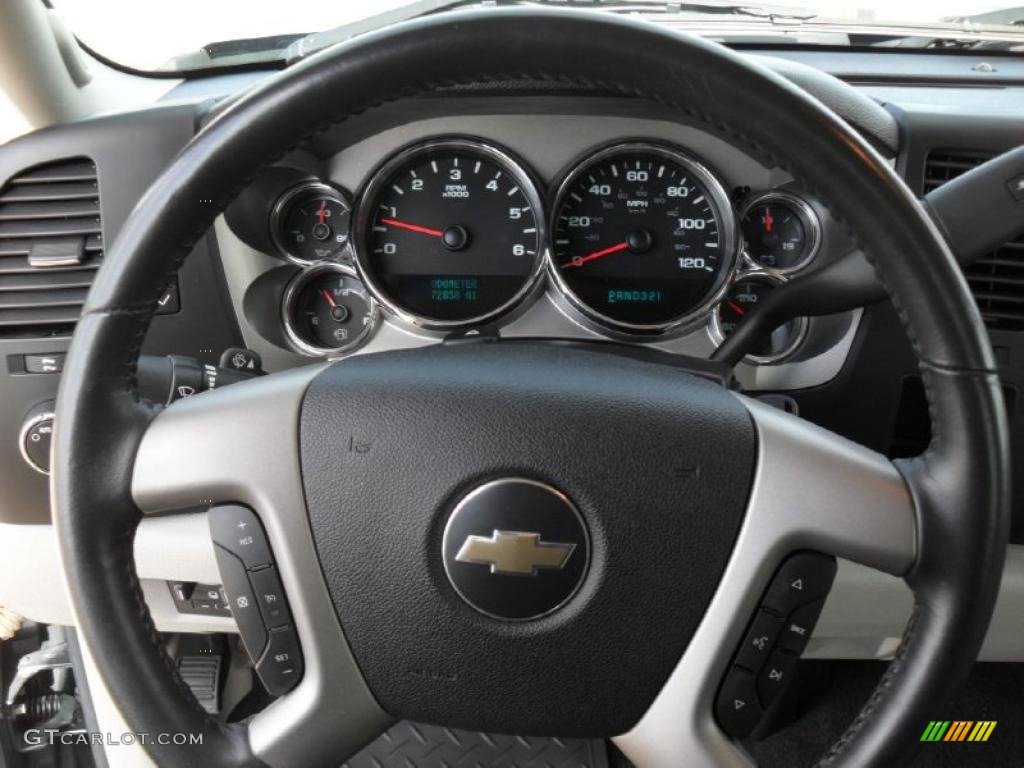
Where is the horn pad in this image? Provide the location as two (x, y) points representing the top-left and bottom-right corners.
(300, 343), (755, 736)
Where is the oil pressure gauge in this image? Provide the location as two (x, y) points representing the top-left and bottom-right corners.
(271, 182), (352, 264)
(282, 263), (378, 356)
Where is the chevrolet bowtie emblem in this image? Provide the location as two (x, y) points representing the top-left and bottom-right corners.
(455, 530), (576, 576)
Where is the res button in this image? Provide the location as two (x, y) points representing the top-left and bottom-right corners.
(209, 505), (273, 570)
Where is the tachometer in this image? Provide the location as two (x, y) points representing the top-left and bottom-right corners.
(549, 142), (737, 335)
(354, 138), (545, 330)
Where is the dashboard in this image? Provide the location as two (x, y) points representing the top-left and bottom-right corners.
(3, 49), (1024, 538)
(0, 49), (1023, 666)
(219, 106), (859, 392)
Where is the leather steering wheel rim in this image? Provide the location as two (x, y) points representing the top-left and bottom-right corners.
(53, 8), (1009, 768)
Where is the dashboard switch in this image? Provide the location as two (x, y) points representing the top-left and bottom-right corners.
(212, 544), (268, 661)
(715, 666), (763, 738)
(24, 353), (65, 374)
(20, 406), (55, 475)
(155, 278), (180, 315)
(257, 626), (303, 696)
(209, 505), (273, 570)
(219, 347), (262, 373)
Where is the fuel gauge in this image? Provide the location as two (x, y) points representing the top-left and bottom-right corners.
(282, 264), (378, 356)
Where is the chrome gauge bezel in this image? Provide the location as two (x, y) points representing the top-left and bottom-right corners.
(546, 141), (740, 340)
(281, 262), (379, 357)
(270, 181), (353, 266)
(739, 189), (822, 275)
(708, 272), (809, 365)
(352, 137), (548, 334)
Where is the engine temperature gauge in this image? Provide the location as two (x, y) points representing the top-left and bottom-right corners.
(271, 182), (352, 264)
(709, 274), (807, 365)
(282, 264), (378, 356)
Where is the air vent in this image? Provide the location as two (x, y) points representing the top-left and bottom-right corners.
(924, 149), (1024, 332)
(0, 157), (102, 338)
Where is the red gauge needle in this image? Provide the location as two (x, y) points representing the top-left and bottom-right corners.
(728, 300), (746, 316)
(321, 289), (336, 307)
(763, 206), (774, 233)
(560, 241), (630, 269)
(380, 217), (444, 237)
(317, 200), (328, 225)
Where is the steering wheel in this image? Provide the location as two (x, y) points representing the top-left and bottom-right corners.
(53, 8), (1009, 768)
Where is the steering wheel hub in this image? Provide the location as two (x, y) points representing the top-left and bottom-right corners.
(442, 477), (590, 621)
(298, 342), (755, 734)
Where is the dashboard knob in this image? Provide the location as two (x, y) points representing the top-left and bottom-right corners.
(20, 403), (55, 475)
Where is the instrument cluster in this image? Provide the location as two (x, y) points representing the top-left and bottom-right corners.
(262, 136), (823, 364)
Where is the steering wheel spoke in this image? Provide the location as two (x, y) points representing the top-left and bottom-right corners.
(613, 396), (917, 767)
(132, 366), (391, 766)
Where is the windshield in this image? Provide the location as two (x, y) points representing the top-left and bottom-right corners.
(51, 0), (1024, 72)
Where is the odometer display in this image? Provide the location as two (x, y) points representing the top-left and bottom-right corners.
(550, 143), (737, 334)
(355, 139), (544, 328)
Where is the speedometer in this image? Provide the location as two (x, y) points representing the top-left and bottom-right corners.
(549, 142), (737, 335)
(354, 138), (545, 330)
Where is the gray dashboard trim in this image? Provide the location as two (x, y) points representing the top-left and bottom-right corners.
(216, 112), (862, 391)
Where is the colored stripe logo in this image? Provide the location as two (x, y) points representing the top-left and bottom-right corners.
(920, 721), (997, 742)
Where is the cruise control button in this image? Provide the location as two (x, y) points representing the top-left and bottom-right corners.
(735, 609), (784, 672)
(257, 626), (303, 696)
(213, 544), (267, 661)
(209, 505), (272, 570)
(779, 598), (825, 655)
(715, 666), (763, 738)
(250, 566), (292, 628)
(762, 553), (836, 616)
(757, 650), (799, 708)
